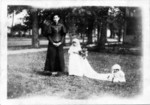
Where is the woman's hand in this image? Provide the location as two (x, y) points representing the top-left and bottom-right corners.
(53, 42), (61, 47)
(44, 20), (50, 26)
(73, 52), (79, 54)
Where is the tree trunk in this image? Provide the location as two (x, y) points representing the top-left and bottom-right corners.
(11, 10), (15, 28)
(97, 24), (101, 42)
(98, 21), (107, 50)
(10, 10), (15, 35)
(87, 20), (94, 44)
(31, 8), (40, 48)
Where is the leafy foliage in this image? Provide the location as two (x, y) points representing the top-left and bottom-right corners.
(8, 5), (29, 14)
(8, 6), (142, 48)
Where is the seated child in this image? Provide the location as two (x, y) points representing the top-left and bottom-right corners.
(108, 64), (126, 83)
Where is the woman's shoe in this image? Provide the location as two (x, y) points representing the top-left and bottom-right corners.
(51, 72), (59, 76)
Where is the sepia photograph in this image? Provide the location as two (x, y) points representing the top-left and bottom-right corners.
(0, 0), (150, 104)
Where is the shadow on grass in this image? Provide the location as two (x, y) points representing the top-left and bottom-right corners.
(33, 69), (69, 77)
(34, 70), (52, 76)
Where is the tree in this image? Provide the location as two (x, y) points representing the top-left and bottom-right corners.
(68, 7), (96, 44)
(30, 8), (40, 48)
(8, 6), (119, 49)
(95, 7), (109, 50)
(8, 6), (40, 48)
(107, 7), (125, 42)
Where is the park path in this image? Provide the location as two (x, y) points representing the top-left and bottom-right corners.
(8, 46), (70, 55)
(8, 48), (47, 55)
(8, 38), (70, 55)
(8, 37), (70, 46)
(8, 37), (141, 55)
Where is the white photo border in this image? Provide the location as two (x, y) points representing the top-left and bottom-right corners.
(0, 0), (150, 104)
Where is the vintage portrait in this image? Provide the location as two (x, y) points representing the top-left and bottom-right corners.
(0, 0), (150, 104)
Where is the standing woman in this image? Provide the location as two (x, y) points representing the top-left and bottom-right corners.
(43, 14), (66, 76)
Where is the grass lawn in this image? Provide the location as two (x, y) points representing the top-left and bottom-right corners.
(8, 50), (142, 99)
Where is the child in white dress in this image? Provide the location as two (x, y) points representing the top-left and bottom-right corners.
(68, 38), (84, 76)
(68, 38), (126, 83)
(68, 38), (98, 77)
(108, 64), (126, 82)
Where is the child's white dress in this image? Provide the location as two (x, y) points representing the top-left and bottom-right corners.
(68, 39), (126, 82)
(68, 45), (110, 81)
(112, 70), (126, 82)
(68, 45), (85, 76)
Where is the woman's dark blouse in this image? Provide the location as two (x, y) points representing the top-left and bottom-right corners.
(46, 22), (66, 43)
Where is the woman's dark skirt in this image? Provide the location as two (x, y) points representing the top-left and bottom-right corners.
(44, 43), (65, 72)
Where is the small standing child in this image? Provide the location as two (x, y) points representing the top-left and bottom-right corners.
(68, 38), (88, 76)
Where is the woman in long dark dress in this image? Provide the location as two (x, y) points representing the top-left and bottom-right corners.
(43, 15), (66, 76)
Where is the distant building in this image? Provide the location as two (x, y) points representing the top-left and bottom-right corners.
(7, 9), (28, 27)
(7, 9), (29, 36)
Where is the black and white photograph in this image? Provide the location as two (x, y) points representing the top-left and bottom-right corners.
(0, 0), (150, 104)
